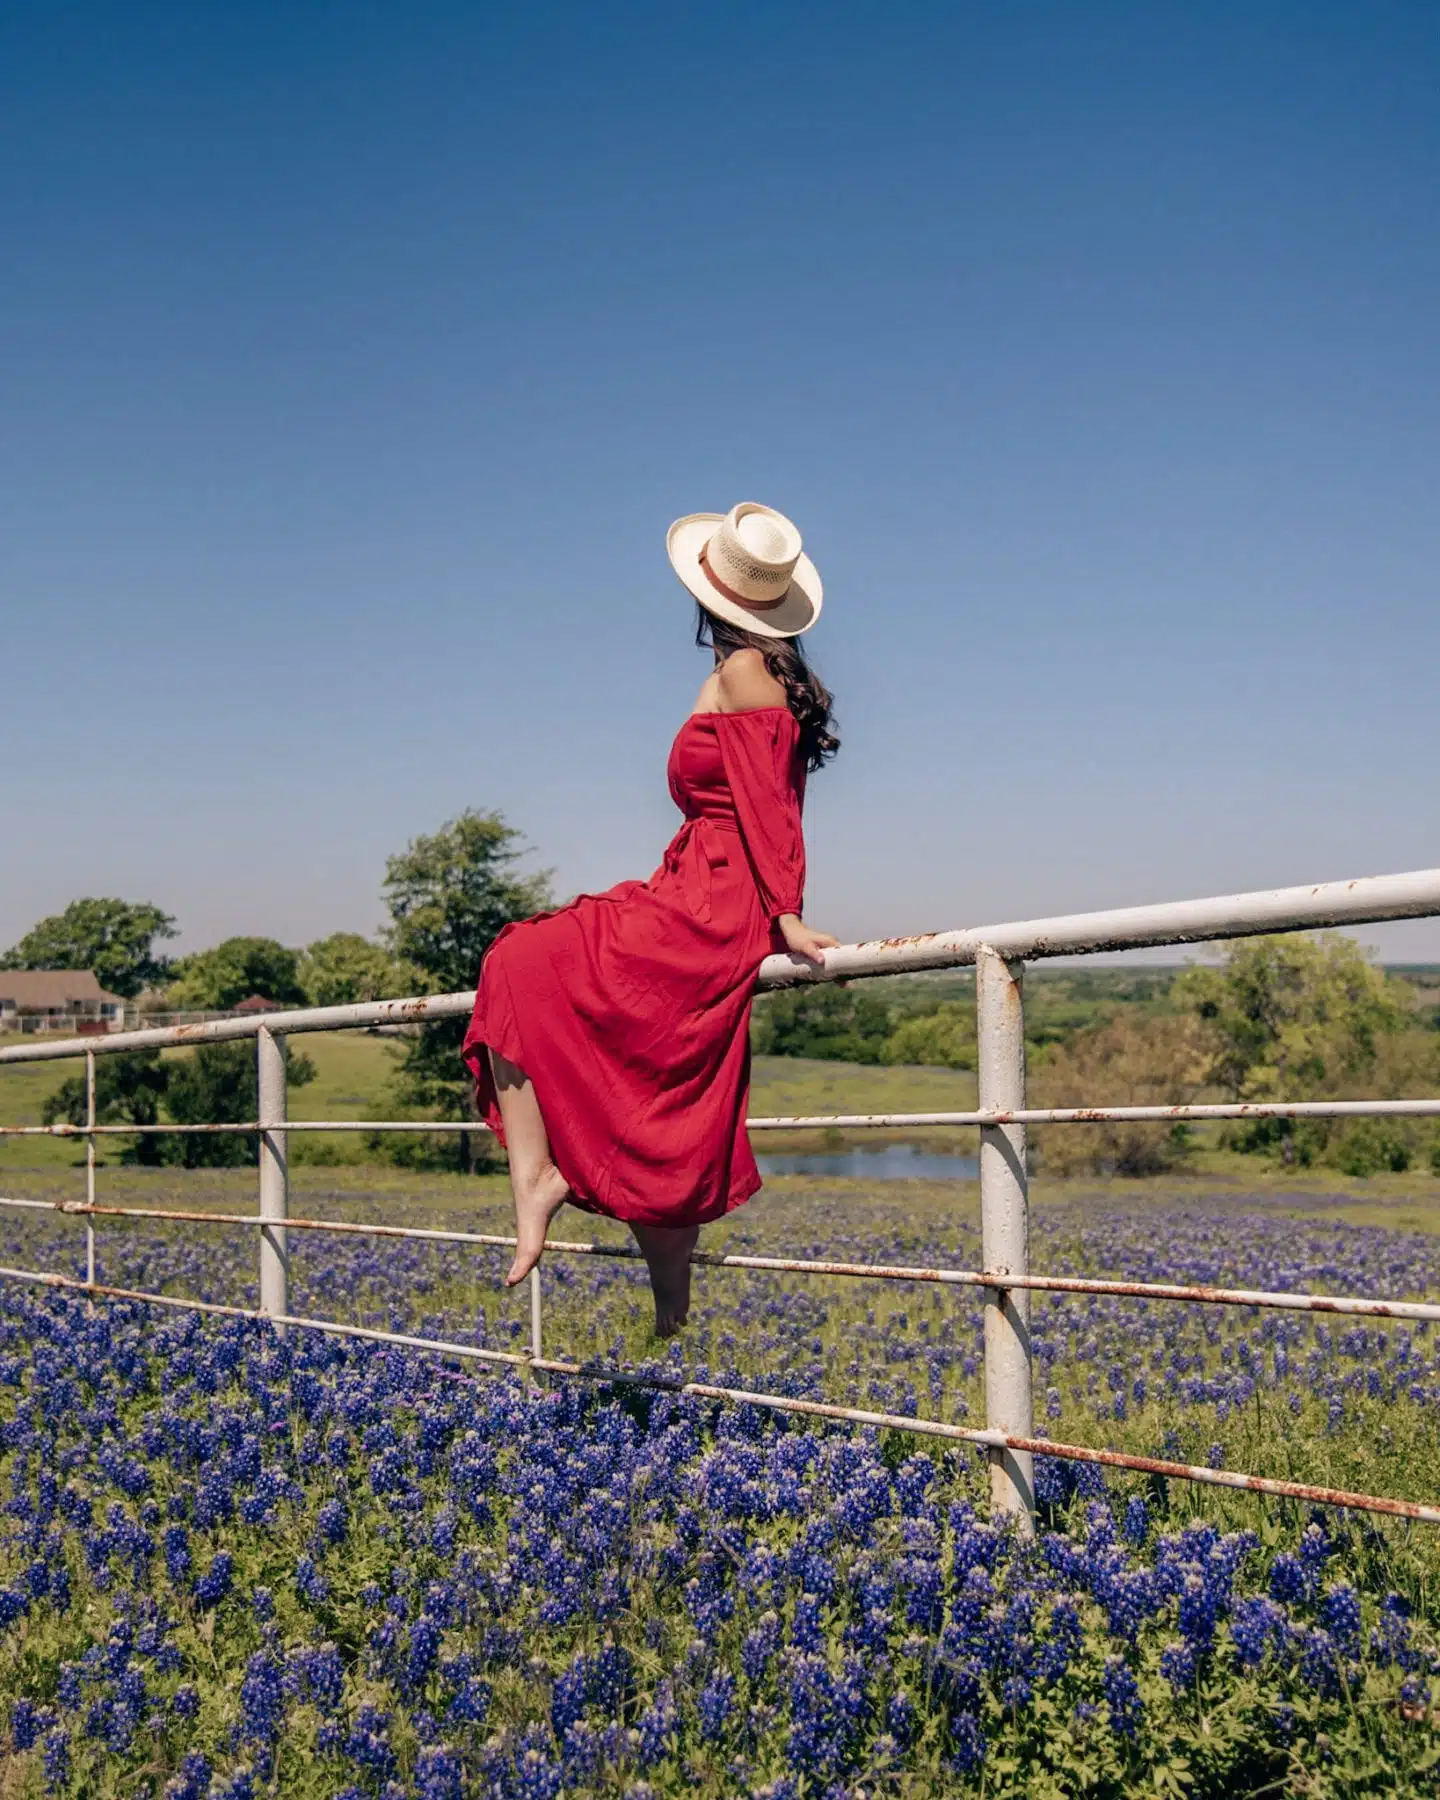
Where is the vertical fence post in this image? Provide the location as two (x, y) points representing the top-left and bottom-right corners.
(257, 1027), (289, 1331)
(976, 946), (1035, 1531)
(84, 1049), (96, 1298)
(529, 1267), (543, 1364)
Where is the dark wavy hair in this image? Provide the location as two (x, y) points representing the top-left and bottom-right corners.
(696, 604), (840, 773)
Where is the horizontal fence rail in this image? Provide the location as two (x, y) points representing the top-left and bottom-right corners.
(11, 1097), (1440, 1138)
(4, 1193), (1439, 1324)
(6, 865), (1440, 1067)
(3, 862), (1439, 1532)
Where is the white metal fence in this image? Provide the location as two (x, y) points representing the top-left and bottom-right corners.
(3, 865), (1440, 1533)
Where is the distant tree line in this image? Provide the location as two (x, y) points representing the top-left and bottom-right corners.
(6, 809), (551, 1175)
(7, 831), (1439, 1181)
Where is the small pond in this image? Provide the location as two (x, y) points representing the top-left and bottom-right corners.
(755, 1144), (980, 1181)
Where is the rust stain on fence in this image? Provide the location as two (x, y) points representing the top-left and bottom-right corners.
(1003, 1436), (1440, 1525)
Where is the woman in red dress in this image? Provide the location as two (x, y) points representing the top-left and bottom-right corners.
(461, 502), (840, 1334)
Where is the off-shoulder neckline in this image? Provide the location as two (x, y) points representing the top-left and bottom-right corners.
(683, 706), (793, 723)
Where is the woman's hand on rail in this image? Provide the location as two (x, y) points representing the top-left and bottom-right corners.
(777, 915), (840, 966)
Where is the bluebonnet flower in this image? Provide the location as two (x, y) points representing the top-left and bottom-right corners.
(238, 1650), (285, 1746)
(251, 1587), (274, 1622)
(163, 1751), (211, 1800)
(742, 1612), (781, 1684)
(414, 1744), (465, 1800)
(345, 1705), (397, 1781)
(1102, 1656), (1143, 1736)
(1160, 1640), (1196, 1691)
(791, 1592), (824, 1651)
(171, 1684), (199, 1721)
(588, 1642), (633, 1714)
(315, 1497), (348, 1544)
(163, 1524), (191, 1583)
(1178, 1570), (1219, 1652)
(401, 1614), (442, 1692)
(887, 1688), (916, 1745)
(949, 1711), (986, 1774)
(1298, 1627), (1343, 1698)
(1269, 1553), (1307, 1605)
(1231, 1595), (1285, 1670)
(1297, 1523), (1333, 1578)
(43, 1726), (70, 1790)
(1037, 1596), (1083, 1681)
(561, 1720), (601, 1783)
(1123, 1497), (1149, 1545)
(511, 1748), (562, 1800)
(903, 1559), (943, 1631)
(1320, 1582), (1362, 1658)
(294, 1554), (329, 1604)
(550, 1659), (588, 1735)
(1372, 1592), (1420, 1670)
(11, 1698), (44, 1751)
(635, 1682), (676, 1767)
(193, 1550), (233, 1609)
(291, 1643), (344, 1713)
(212, 1772), (256, 1800)
(698, 1671), (735, 1742)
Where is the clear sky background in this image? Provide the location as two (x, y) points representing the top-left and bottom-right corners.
(3, 2), (1437, 964)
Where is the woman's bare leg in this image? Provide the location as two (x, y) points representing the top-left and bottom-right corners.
(629, 1221), (699, 1337)
(489, 1049), (570, 1286)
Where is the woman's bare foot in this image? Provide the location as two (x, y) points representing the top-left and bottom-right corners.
(505, 1162), (570, 1286)
(629, 1223), (699, 1337)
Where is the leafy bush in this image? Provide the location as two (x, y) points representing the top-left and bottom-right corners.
(164, 1042), (315, 1167)
(1327, 1119), (1412, 1177)
(1031, 1014), (1211, 1176)
(41, 1051), (171, 1165)
(882, 999), (975, 1070)
(751, 983), (894, 1063)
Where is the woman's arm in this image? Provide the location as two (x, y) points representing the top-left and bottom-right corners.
(775, 912), (839, 966)
(713, 653), (837, 967)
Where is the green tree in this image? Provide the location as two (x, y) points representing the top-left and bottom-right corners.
(2, 898), (176, 998)
(167, 938), (306, 1011)
(382, 810), (553, 1171)
(1030, 1013), (1211, 1177)
(1176, 932), (1410, 1163)
(41, 1050), (171, 1166)
(298, 932), (416, 1007)
(751, 984), (893, 1064)
(882, 1001), (976, 1070)
(164, 1041), (315, 1168)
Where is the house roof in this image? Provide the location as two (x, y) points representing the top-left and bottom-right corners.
(232, 993), (282, 1013)
(0, 969), (127, 1009)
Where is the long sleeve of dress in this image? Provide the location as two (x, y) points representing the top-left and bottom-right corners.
(714, 709), (807, 923)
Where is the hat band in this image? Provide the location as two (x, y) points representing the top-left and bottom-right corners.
(699, 545), (790, 612)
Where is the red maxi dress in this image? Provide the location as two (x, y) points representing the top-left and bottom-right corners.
(461, 706), (807, 1227)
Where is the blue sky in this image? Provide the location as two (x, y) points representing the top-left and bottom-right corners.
(3, 2), (1438, 962)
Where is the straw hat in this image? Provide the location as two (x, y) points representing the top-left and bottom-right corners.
(667, 502), (823, 639)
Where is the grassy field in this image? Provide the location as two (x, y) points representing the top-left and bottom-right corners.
(0, 1035), (981, 1174)
(8, 1030), (1440, 1201)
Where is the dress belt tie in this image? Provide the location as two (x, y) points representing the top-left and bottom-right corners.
(662, 816), (739, 922)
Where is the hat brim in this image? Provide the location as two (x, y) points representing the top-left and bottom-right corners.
(666, 513), (823, 639)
